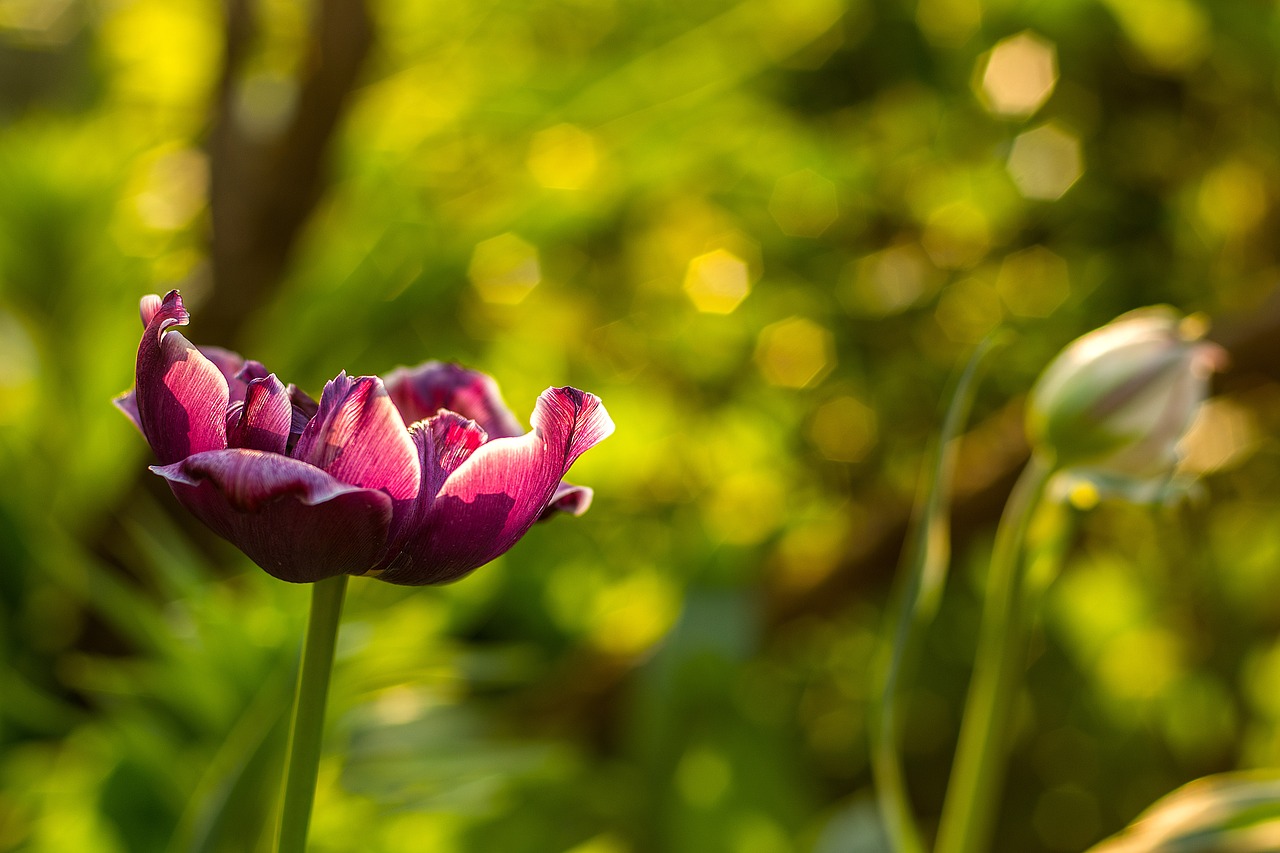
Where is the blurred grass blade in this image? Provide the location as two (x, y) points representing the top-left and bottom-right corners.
(169, 654), (292, 853)
(1087, 772), (1280, 853)
(871, 333), (1008, 853)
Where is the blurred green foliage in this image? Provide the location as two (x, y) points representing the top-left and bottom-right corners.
(1, 0), (1279, 851)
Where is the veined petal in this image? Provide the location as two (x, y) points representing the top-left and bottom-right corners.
(388, 413), (489, 545)
(377, 386), (612, 585)
(385, 361), (524, 439)
(228, 374), (291, 454)
(428, 411), (488, 483)
(293, 372), (421, 500)
(152, 449), (393, 583)
(133, 291), (229, 465)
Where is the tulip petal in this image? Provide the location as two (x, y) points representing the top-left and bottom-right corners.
(228, 374), (292, 454)
(139, 293), (163, 327)
(152, 449), (394, 583)
(133, 290), (229, 465)
(286, 385), (318, 453)
(190, 346), (276, 407)
(385, 361), (525, 439)
(293, 372), (421, 500)
(539, 483), (594, 520)
(428, 412), (488, 483)
(377, 386), (612, 585)
(113, 389), (142, 434)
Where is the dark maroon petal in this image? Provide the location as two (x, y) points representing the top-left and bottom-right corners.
(537, 482), (594, 521)
(198, 346), (252, 404)
(376, 386), (612, 585)
(293, 372), (421, 500)
(227, 374), (291, 454)
(286, 385), (319, 454)
(236, 360), (269, 384)
(151, 449), (393, 583)
(113, 389), (143, 434)
(133, 291), (229, 465)
(224, 400), (244, 435)
(384, 362), (524, 439)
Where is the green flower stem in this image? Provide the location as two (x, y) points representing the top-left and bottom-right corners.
(935, 456), (1053, 853)
(276, 573), (348, 853)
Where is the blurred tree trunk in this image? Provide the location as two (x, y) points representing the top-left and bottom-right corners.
(203, 0), (373, 344)
(92, 0), (375, 589)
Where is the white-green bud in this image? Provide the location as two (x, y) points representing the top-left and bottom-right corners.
(1027, 307), (1226, 478)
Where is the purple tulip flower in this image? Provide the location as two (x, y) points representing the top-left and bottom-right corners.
(115, 291), (613, 585)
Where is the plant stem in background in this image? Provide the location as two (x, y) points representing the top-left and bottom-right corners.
(872, 337), (1004, 853)
(934, 456), (1053, 853)
(276, 574), (348, 853)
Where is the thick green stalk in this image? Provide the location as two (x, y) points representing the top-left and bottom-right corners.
(934, 457), (1053, 853)
(276, 574), (348, 853)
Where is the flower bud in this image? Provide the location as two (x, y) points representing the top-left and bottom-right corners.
(1026, 307), (1226, 478)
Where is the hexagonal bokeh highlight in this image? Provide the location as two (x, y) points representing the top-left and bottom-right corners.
(809, 395), (878, 462)
(978, 31), (1058, 119)
(1007, 123), (1083, 200)
(528, 123), (598, 190)
(755, 317), (835, 388)
(468, 233), (541, 305)
(843, 242), (942, 316)
(769, 169), (839, 238)
(995, 246), (1070, 317)
(684, 249), (751, 314)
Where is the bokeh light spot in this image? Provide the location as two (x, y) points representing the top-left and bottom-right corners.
(916, 0), (981, 48)
(755, 317), (835, 388)
(234, 73), (298, 140)
(0, 0), (77, 44)
(1033, 785), (1101, 851)
(589, 571), (680, 656)
(732, 814), (791, 853)
(706, 471), (785, 545)
(1178, 397), (1260, 475)
(684, 249), (751, 314)
(934, 276), (1003, 343)
(843, 242), (941, 316)
(468, 233), (541, 304)
(809, 395), (878, 462)
(1197, 161), (1268, 239)
(133, 147), (209, 231)
(677, 746), (732, 808)
(769, 168), (839, 237)
(995, 245), (1070, 317)
(1100, 0), (1208, 72)
(1007, 123), (1084, 201)
(978, 31), (1058, 119)
(1096, 627), (1181, 700)
(922, 201), (990, 269)
(0, 309), (39, 423)
(528, 123), (598, 190)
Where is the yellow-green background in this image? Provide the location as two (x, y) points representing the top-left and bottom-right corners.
(1, 0), (1278, 850)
